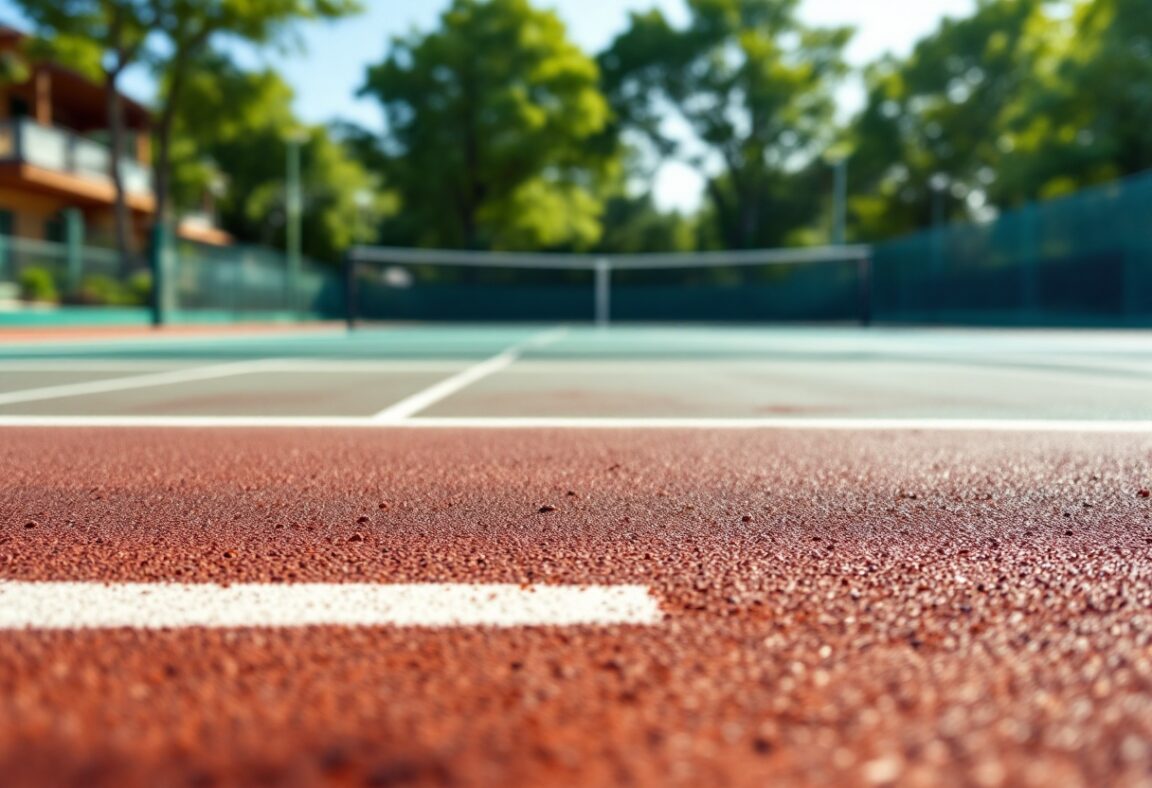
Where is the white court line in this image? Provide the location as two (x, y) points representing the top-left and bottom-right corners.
(372, 327), (570, 421)
(0, 327), (345, 352)
(0, 359), (278, 406)
(257, 360), (469, 373)
(0, 360), (468, 373)
(1, 415), (1152, 432)
(0, 361), (203, 371)
(0, 582), (661, 629)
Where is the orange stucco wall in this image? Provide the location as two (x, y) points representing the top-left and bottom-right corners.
(0, 185), (149, 248)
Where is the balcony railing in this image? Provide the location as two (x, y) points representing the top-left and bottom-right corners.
(0, 118), (152, 197)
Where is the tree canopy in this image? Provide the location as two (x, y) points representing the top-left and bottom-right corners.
(997, 0), (1152, 202)
(169, 54), (385, 262)
(10, 0), (1152, 260)
(600, 0), (852, 249)
(359, 0), (612, 251)
(848, 0), (1054, 239)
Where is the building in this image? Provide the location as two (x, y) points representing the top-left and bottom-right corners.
(0, 25), (229, 252)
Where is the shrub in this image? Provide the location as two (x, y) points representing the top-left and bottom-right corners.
(127, 270), (152, 306)
(18, 266), (59, 303)
(74, 274), (120, 305)
(72, 273), (151, 306)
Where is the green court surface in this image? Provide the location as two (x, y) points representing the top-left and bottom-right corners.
(0, 325), (1150, 423)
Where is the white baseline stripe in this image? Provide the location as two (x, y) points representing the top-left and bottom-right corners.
(0, 359), (277, 406)
(0, 326), (344, 352)
(0, 415), (1151, 432)
(0, 582), (661, 629)
(0, 360), (468, 373)
(373, 327), (570, 421)
(259, 360), (469, 373)
(0, 361), (202, 371)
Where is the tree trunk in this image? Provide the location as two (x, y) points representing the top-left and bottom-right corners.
(104, 70), (134, 274)
(152, 66), (189, 238)
(705, 179), (740, 250)
(146, 60), (184, 327)
(152, 123), (170, 232)
(740, 191), (758, 249)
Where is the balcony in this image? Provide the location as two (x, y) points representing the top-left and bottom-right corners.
(0, 118), (152, 199)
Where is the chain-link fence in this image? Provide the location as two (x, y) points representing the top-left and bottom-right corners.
(170, 241), (343, 318)
(0, 232), (342, 322)
(3, 169), (1150, 327)
(0, 235), (145, 308)
(872, 171), (1152, 326)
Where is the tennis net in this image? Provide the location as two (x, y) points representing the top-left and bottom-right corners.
(344, 245), (875, 327)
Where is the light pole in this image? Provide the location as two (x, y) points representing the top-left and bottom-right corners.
(929, 173), (951, 274)
(831, 157), (848, 245)
(930, 172), (951, 228)
(823, 145), (851, 246)
(286, 129), (307, 315)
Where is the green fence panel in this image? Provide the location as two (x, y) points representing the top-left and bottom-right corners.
(872, 170), (1152, 327)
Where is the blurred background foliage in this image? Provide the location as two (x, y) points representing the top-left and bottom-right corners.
(9, 0), (1152, 261)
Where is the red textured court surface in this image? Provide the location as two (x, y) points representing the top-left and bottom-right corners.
(1, 326), (1151, 787)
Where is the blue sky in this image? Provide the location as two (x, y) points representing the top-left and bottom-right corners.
(0, 0), (974, 209)
(265, 0), (974, 131)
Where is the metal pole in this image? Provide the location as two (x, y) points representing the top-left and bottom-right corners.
(344, 253), (358, 331)
(1018, 202), (1038, 320)
(64, 207), (84, 297)
(832, 158), (848, 245)
(286, 135), (303, 316)
(929, 175), (949, 281)
(857, 254), (873, 328)
(148, 223), (170, 327)
(594, 258), (611, 328)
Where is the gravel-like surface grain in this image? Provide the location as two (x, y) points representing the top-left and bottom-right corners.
(2, 428), (1151, 786)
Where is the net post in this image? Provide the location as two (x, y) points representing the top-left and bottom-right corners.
(857, 251), (873, 328)
(148, 223), (171, 328)
(64, 207), (84, 298)
(343, 250), (358, 331)
(594, 258), (611, 328)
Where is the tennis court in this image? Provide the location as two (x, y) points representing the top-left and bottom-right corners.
(2, 324), (1151, 423)
(2, 322), (1151, 784)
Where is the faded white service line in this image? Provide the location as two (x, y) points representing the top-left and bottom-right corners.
(0, 359), (278, 406)
(372, 327), (570, 421)
(1, 415), (1152, 432)
(0, 327), (344, 353)
(0, 361), (200, 372)
(0, 360), (468, 373)
(0, 582), (661, 630)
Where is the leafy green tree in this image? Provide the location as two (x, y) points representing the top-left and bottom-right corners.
(147, 0), (362, 238)
(11, 0), (361, 268)
(601, 0), (851, 249)
(359, 0), (613, 250)
(849, 0), (1054, 238)
(996, 0), (1152, 202)
(593, 193), (696, 254)
(0, 42), (30, 85)
(170, 55), (385, 262)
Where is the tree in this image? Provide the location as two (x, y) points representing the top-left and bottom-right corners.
(848, 0), (1054, 238)
(359, 0), (613, 250)
(13, 1), (155, 267)
(996, 0), (1152, 202)
(0, 41), (30, 85)
(13, 0), (361, 277)
(170, 55), (385, 262)
(593, 193), (696, 254)
(147, 0), (361, 244)
(601, 0), (852, 249)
